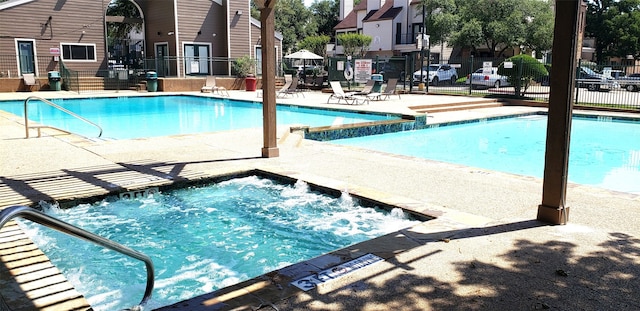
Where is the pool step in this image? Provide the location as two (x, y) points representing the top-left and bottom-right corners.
(0, 221), (92, 311)
(410, 99), (504, 113)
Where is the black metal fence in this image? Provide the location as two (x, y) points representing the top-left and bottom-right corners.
(330, 56), (640, 111)
(2, 53), (639, 110)
(0, 55), (60, 78)
(60, 62), (146, 93)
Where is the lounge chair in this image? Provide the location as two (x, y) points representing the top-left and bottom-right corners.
(277, 76), (302, 98)
(379, 78), (400, 100)
(292, 76), (306, 97)
(313, 76), (325, 89)
(201, 76), (229, 96)
(327, 81), (368, 105)
(355, 80), (375, 95)
(23, 73), (40, 91)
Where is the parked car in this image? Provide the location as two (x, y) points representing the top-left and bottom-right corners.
(576, 66), (615, 92)
(413, 64), (458, 86)
(466, 67), (509, 88)
(615, 73), (640, 92)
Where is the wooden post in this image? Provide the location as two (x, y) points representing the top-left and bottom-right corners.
(258, 0), (279, 158)
(537, 0), (582, 224)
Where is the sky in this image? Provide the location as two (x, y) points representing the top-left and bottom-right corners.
(304, 0), (314, 7)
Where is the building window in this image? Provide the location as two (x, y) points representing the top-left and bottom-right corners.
(184, 43), (211, 75)
(255, 45), (279, 76)
(61, 43), (96, 61)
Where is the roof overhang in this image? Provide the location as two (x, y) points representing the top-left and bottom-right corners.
(0, 0), (37, 11)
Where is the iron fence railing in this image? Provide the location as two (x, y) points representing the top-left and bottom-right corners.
(141, 56), (284, 78)
(2, 53), (639, 110)
(395, 33), (419, 45)
(0, 55), (60, 78)
(394, 56), (640, 111)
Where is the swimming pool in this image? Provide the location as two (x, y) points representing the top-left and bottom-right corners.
(0, 95), (397, 139)
(18, 175), (420, 311)
(332, 114), (640, 194)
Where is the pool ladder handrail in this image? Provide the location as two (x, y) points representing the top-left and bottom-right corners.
(24, 96), (103, 138)
(0, 205), (154, 309)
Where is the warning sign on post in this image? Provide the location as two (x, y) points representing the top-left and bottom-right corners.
(482, 61), (493, 75)
(354, 59), (372, 83)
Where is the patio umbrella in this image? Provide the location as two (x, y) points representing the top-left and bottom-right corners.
(284, 49), (323, 79)
(284, 49), (324, 61)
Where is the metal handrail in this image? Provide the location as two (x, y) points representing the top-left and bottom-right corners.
(0, 205), (154, 309)
(24, 96), (103, 138)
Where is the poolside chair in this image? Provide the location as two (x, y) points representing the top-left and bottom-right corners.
(379, 78), (400, 100)
(355, 80), (375, 95)
(313, 76), (325, 89)
(277, 76), (299, 98)
(22, 73), (40, 91)
(201, 76), (229, 96)
(327, 81), (368, 105)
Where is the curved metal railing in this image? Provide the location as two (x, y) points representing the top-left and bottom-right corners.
(0, 205), (154, 309)
(24, 96), (103, 138)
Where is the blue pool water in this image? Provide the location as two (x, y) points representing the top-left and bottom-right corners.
(19, 175), (419, 311)
(0, 95), (396, 139)
(333, 115), (640, 194)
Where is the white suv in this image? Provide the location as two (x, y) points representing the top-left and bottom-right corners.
(413, 64), (458, 86)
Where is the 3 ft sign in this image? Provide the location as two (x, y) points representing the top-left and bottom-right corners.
(291, 253), (384, 291)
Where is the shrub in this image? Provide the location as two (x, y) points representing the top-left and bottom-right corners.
(233, 55), (257, 78)
(498, 54), (548, 97)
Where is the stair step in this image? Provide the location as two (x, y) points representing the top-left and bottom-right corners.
(413, 102), (504, 113)
(410, 99), (499, 110)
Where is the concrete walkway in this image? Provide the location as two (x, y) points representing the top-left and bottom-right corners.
(1, 90), (639, 310)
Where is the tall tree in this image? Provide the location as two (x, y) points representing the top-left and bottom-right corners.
(258, 0), (315, 53)
(520, 0), (554, 53)
(336, 33), (372, 57)
(451, 0), (554, 57)
(416, 0), (458, 47)
(586, 0), (640, 61)
(309, 0), (340, 37)
(298, 35), (331, 58)
(252, 0), (337, 53)
(106, 0), (141, 39)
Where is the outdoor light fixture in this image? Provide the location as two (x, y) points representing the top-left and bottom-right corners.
(168, 31), (174, 36)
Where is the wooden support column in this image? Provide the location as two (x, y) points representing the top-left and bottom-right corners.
(257, 0), (279, 158)
(537, 0), (582, 224)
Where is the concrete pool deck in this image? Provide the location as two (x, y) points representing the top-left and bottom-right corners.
(1, 90), (639, 310)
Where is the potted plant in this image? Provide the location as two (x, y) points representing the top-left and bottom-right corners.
(233, 55), (257, 91)
(232, 55), (256, 77)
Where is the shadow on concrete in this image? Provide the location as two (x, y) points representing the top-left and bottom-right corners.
(272, 223), (640, 310)
(158, 220), (640, 310)
(0, 157), (262, 208)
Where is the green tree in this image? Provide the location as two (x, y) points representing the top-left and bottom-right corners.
(451, 0), (554, 57)
(498, 54), (548, 97)
(106, 0), (141, 39)
(233, 55), (257, 77)
(586, 0), (640, 61)
(260, 0), (316, 53)
(252, 1), (336, 54)
(520, 0), (554, 54)
(416, 0), (459, 47)
(298, 35), (331, 58)
(336, 33), (372, 57)
(309, 0), (340, 37)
